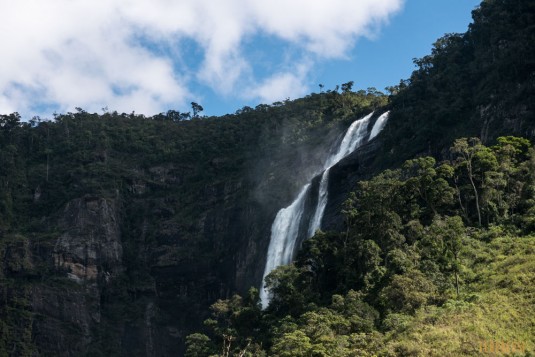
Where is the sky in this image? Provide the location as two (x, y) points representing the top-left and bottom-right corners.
(0, 0), (481, 119)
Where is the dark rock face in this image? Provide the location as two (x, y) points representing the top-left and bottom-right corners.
(31, 284), (99, 356)
(26, 196), (123, 355)
(323, 138), (384, 232)
(1, 171), (282, 356)
(3, 117), (531, 357)
(54, 196), (123, 282)
(1, 108), (533, 357)
(143, 178), (279, 355)
(479, 103), (535, 143)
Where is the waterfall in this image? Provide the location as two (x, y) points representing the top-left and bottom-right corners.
(260, 184), (310, 307)
(323, 112), (374, 169)
(260, 111), (390, 308)
(307, 168), (330, 237)
(369, 111), (389, 140)
(307, 113), (374, 237)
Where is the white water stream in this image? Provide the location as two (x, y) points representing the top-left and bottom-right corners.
(369, 111), (389, 141)
(307, 113), (374, 237)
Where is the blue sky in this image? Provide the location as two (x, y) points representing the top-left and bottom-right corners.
(0, 0), (480, 119)
(202, 0), (481, 116)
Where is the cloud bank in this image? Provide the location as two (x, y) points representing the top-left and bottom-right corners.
(0, 0), (403, 117)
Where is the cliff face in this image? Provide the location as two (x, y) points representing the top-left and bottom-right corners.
(0, 109), (533, 356)
(0, 112), (533, 356)
(140, 177), (278, 356)
(0, 174), (278, 356)
(322, 138), (383, 232)
(1, 97), (353, 355)
(0, 196), (123, 356)
(0, 235), (35, 355)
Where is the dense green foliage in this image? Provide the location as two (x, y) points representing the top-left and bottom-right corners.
(187, 136), (535, 356)
(380, 0), (535, 166)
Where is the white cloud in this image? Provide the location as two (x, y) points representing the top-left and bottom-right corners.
(0, 0), (403, 118)
(247, 62), (311, 105)
(250, 0), (402, 56)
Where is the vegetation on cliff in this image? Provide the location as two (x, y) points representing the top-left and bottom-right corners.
(0, 0), (534, 355)
(379, 0), (535, 167)
(187, 136), (535, 356)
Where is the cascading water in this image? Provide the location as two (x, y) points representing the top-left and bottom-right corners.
(307, 113), (374, 237)
(369, 111), (389, 141)
(307, 168), (330, 237)
(260, 111), (390, 308)
(308, 111), (390, 237)
(260, 184), (310, 307)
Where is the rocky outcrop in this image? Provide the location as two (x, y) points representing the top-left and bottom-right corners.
(479, 103), (535, 143)
(53, 196), (122, 282)
(0, 235), (35, 355)
(143, 176), (279, 354)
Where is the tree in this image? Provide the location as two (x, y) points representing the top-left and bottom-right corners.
(491, 136), (532, 219)
(341, 192), (358, 241)
(271, 330), (312, 357)
(354, 240), (385, 292)
(166, 110), (183, 122)
(379, 270), (437, 313)
(402, 157), (455, 220)
(451, 138), (484, 226)
(199, 289), (264, 356)
(352, 171), (405, 251)
(341, 81), (354, 93)
(185, 333), (214, 357)
(428, 216), (465, 297)
(519, 148), (535, 232)
(330, 290), (379, 333)
(264, 265), (309, 317)
(385, 85), (400, 96)
(180, 112), (192, 120)
(191, 102), (204, 118)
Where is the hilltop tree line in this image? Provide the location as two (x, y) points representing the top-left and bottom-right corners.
(0, 86), (387, 233)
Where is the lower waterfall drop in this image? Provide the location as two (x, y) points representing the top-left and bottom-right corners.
(259, 184), (311, 308)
